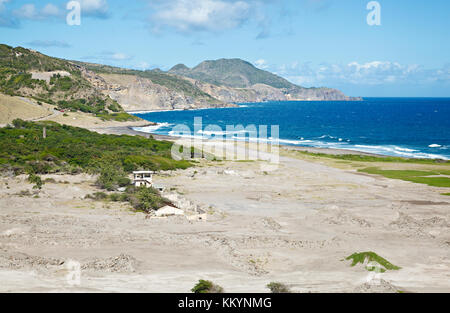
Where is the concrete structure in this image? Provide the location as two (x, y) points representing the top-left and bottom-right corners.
(153, 184), (166, 193)
(133, 171), (154, 188)
(155, 206), (185, 217)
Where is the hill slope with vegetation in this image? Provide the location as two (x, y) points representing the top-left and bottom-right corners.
(0, 44), (136, 120)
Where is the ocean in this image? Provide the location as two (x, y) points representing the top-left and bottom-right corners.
(132, 98), (450, 160)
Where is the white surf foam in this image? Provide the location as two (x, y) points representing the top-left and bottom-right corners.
(133, 123), (173, 133)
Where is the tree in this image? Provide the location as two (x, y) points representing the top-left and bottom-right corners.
(95, 165), (130, 191)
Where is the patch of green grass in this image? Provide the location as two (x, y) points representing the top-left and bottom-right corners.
(346, 252), (401, 273)
(296, 151), (449, 164)
(96, 112), (141, 122)
(359, 167), (450, 187)
(442, 193), (450, 196)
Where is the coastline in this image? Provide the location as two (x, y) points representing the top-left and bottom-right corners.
(125, 97), (365, 115)
(2, 116), (449, 293)
(124, 99), (449, 161)
(2, 103), (449, 293)
(102, 124), (388, 158)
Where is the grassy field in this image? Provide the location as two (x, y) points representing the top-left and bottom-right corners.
(0, 94), (52, 124)
(284, 149), (450, 190)
(358, 167), (450, 187)
(294, 150), (448, 165)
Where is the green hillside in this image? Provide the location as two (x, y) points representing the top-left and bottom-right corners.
(169, 58), (295, 89)
(0, 44), (126, 116)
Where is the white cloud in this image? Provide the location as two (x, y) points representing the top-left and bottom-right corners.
(41, 3), (60, 17)
(10, 1), (109, 22)
(274, 61), (450, 87)
(110, 52), (132, 61)
(254, 59), (268, 69)
(13, 4), (37, 19)
(13, 3), (62, 20)
(80, 0), (109, 18)
(82, 51), (133, 63)
(0, 0), (19, 28)
(137, 61), (150, 71)
(27, 40), (71, 48)
(148, 0), (261, 34)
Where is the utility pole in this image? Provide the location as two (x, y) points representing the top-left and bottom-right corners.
(43, 127), (46, 139)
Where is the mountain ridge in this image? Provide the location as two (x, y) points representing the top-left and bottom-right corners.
(0, 44), (361, 115)
(168, 58), (361, 102)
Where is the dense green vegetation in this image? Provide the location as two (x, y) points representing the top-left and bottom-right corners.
(359, 167), (450, 187)
(442, 193), (450, 196)
(0, 119), (191, 175)
(0, 44), (74, 73)
(191, 280), (224, 293)
(346, 252), (401, 273)
(1, 120), (194, 212)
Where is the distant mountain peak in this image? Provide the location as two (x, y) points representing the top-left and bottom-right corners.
(169, 57), (294, 89)
(169, 64), (190, 72)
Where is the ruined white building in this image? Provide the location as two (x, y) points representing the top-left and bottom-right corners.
(133, 171), (154, 188)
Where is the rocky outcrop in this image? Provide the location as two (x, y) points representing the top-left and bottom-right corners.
(169, 58), (362, 102)
(87, 73), (236, 112)
(187, 78), (360, 103)
(79, 57), (361, 112)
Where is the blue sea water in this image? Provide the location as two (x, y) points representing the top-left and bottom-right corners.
(133, 98), (450, 160)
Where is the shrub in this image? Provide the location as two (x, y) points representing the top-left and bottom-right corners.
(191, 280), (224, 294)
(86, 192), (108, 201)
(266, 282), (291, 293)
(27, 173), (43, 190)
(131, 187), (171, 213)
(95, 166), (130, 191)
(16, 189), (33, 197)
(109, 193), (121, 202)
(12, 119), (27, 129)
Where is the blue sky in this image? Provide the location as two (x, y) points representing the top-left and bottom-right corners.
(0, 0), (449, 97)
